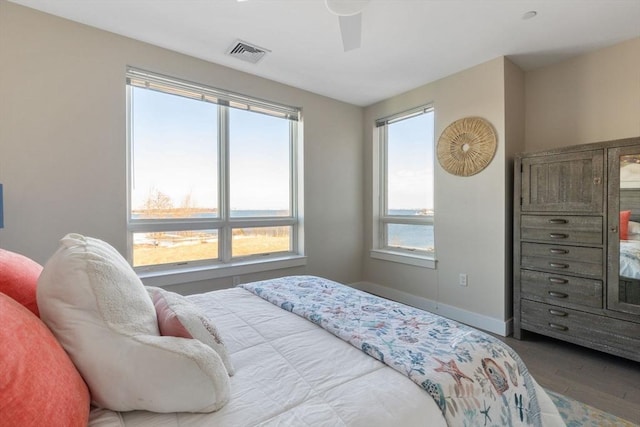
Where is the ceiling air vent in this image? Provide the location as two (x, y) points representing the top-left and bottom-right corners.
(226, 40), (270, 64)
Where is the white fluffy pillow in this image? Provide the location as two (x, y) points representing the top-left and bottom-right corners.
(147, 286), (235, 376)
(37, 233), (230, 413)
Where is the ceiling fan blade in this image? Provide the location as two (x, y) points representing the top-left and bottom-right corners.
(338, 13), (362, 51)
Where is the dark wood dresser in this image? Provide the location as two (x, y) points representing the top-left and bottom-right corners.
(513, 137), (640, 361)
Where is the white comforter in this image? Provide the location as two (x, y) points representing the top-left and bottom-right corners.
(88, 287), (564, 426)
(620, 239), (640, 280)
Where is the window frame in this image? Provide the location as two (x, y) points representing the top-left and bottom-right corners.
(125, 68), (305, 283)
(371, 105), (436, 269)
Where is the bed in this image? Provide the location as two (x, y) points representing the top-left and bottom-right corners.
(89, 277), (563, 427)
(619, 239), (640, 304)
(619, 188), (640, 304)
(1, 235), (565, 426)
(620, 239), (640, 279)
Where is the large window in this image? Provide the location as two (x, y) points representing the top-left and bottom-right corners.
(373, 106), (435, 267)
(126, 68), (302, 275)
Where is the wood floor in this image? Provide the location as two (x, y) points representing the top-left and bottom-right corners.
(496, 331), (640, 424)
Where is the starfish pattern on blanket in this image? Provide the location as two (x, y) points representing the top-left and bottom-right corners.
(434, 357), (474, 387)
(240, 276), (544, 427)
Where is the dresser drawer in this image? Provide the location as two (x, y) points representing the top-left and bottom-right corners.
(521, 215), (602, 245)
(520, 269), (602, 308)
(520, 300), (640, 358)
(520, 243), (603, 278)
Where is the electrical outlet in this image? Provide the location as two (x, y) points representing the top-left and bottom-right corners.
(459, 273), (468, 287)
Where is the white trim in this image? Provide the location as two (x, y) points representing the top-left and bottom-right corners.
(370, 249), (436, 269)
(139, 256), (307, 287)
(350, 281), (511, 336)
(127, 67), (300, 121)
(375, 105), (433, 127)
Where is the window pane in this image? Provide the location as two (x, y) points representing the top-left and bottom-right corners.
(132, 230), (218, 267)
(229, 108), (290, 217)
(386, 111), (434, 215)
(131, 87), (218, 219)
(232, 226), (291, 257)
(127, 69), (301, 270)
(386, 224), (434, 252)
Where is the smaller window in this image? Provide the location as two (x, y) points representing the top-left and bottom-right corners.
(373, 106), (435, 266)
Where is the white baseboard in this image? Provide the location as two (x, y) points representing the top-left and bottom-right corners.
(350, 281), (512, 337)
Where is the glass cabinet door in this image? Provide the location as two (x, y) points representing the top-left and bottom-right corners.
(607, 146), (640, 315)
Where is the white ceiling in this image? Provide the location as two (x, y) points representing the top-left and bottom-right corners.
(9, 0), (640, 106)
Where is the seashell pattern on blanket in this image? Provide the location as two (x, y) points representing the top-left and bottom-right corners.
(241, 275), (544, 427)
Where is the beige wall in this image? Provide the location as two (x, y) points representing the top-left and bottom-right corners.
(363, 57), (511, 331)
(503, 59), (526, 318)
(1, 1), (637, 331)
(525, 37), (640, 152)
(360, 38), (638, 333)
(0, 1), (364, 292)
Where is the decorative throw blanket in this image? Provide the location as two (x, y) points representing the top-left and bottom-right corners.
(240, 276), (543, 427)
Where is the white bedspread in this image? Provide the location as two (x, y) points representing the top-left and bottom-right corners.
(620, 239), (640, 280)
(88, 286), (564, 426)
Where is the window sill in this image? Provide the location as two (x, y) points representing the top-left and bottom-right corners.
(137, 255), (307, 287)
(370, 249), (437, 269)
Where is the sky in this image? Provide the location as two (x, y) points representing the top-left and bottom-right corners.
(131, 87), (434, 213)
(387, 110), (435, 210)
(131, 87), (290, 212)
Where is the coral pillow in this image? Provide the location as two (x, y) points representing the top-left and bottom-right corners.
(148, 286), (235, 376)
(0, 292), (90, 426)
(620, 210), (631, 240)
(0, 248), (42, 316)
(37, 233), (230, 413)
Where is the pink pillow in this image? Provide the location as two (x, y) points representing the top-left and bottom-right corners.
(148, 287), (235, 376)
(153, 291), (193, 338)
(620, 210), (631, 240)
(0, 248), (42, 316)
(0, 292), (90, 426)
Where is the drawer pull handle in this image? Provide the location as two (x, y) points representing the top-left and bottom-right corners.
(549, 323), (568, 331)
(549, 277), (568, 284)
(549, 233), (568, 239)
(548, 309), (568, 317)
(549, 262), (569, 269)
(548, 219), (568, 224)
(549, 248), (568, 255)
(548, 291), (568, 298)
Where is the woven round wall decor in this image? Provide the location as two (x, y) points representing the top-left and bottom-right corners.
(437, 117), (497, 177)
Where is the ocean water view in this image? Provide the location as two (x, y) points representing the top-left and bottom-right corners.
(131, 209), (293, 266)
(388, 209), (434, 251)
(132, 208), (434, 252)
